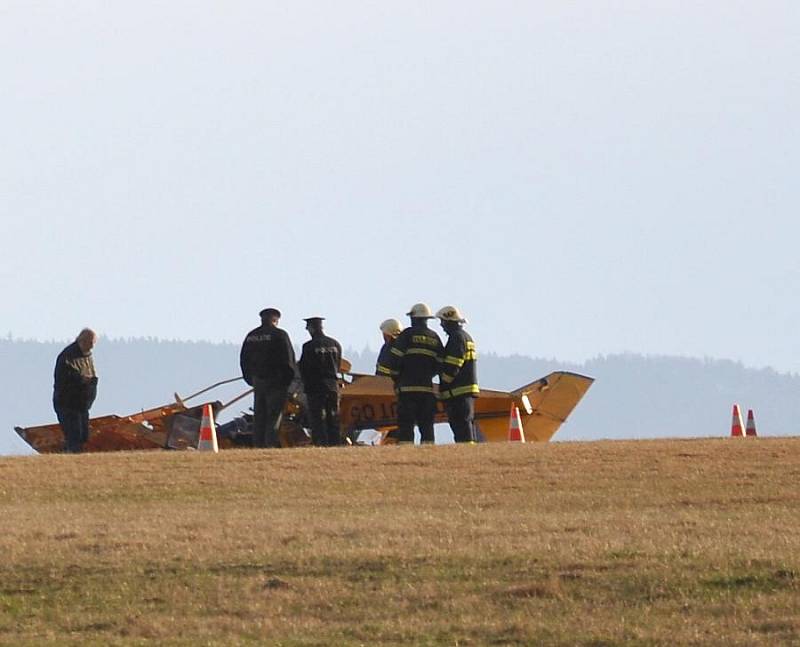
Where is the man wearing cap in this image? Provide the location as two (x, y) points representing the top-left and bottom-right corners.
(436, 305), (479, 443)
(298, 317), (343, 446)
(240, 308), (297, 448)
(385, 303), (444, 443)
(53, 328), (99, 453)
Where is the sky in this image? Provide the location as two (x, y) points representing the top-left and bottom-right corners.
(2, 2), (799, 373)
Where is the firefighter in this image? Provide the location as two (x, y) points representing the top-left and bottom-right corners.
(386, 303), (444, 443)
(375, 318), (402, 378)
(298, 317), (343, 446)
(436, 305), (479, 443)
(239, 307), (297, 448)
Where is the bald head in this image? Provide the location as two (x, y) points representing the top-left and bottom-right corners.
(76, 328), (97, 353)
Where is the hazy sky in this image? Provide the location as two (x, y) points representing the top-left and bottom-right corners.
(3, 2), (799, 372)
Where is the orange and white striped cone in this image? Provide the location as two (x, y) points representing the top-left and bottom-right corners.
(745, 409), (758, 437)
(730, 404), (744, 438)
(508, 404), (526, 442)
(197, 403), (219, 452)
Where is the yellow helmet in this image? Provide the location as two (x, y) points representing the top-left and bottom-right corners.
(379, 318), (402, 337)
(406, 303), (433, 318)
(435, 305), (467, 324)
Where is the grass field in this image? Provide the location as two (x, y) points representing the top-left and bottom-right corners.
(1, 438), (799, 646)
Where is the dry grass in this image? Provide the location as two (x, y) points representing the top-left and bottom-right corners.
(1, 438), (799, 646)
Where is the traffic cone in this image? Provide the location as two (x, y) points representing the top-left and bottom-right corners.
(508, 404), (526, 442)
(197, 403), (219, 452)
(730, 404), (744, 438)
(745, 409), (758, 437)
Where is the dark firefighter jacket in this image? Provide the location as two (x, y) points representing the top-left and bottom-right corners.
(53, 341), (98, 410)
(375, 341), (396, 377)
(298, 334), (342, 394)
(439, 327), (479, 400)
(240, 324), (297, 390)
(386, 323), (444, 394)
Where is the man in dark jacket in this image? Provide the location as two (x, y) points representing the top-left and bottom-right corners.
(240, 308), (297, 448)
(385, 303), (444, 443)
(436, 305), (479, 443)
(298, 317), (343, 446)
(375, 318), (402, 443)
(375, 318), (402, 378)
(53, 328), (99, 453)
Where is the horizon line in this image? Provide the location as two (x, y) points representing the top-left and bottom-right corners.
(1, 335), (794, 377)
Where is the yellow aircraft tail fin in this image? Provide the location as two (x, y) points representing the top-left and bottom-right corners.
(512, 371), (594, 442)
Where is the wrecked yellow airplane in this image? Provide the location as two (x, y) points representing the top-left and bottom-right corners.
(15, 371), (593, 453)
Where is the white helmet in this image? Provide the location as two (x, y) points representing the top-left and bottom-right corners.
(436, 305), (467, 323)
(406, 302), (433, 318)
(379, 318), (402, 337)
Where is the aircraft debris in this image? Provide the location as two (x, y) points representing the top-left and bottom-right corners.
(15, 369), (593, 453)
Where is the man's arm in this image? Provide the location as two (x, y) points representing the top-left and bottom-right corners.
(440, 336), (466, 385)
(297, 342), (310, 383)
(239, 337), (253, 386)
(385, 331), (407, 375)
(53, 351), (67, 387)
(54, 350), (81, 389)
(280, 331), (298, 386)
(334, 340), (343, 377)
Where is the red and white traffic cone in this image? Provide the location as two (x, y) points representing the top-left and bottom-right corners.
(507, 404), (526, 442)
(745, 409), (758, 437)
(197, 403), (219, 452)
(730, 404), (744, 438)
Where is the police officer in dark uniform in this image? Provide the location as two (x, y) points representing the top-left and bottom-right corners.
(298, 317), (343, 446)
(53, 328), (99, 453)
(240, 308), (297, 448)
(436, 305), (479, 443)
(385, 303), (444, 443)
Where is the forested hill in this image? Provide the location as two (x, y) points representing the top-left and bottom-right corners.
(2, 337), (798, 454)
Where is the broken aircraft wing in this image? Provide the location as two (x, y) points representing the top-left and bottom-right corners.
(15, 370), (594, 453)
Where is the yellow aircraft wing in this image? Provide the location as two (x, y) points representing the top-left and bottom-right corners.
(15, 371), (594, 452)
(340, 371), (594, 443)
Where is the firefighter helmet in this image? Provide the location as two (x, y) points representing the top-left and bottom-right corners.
(435, 305), (467, 324)
(406, 303), (433, 318)
(379, 318), (402, 337)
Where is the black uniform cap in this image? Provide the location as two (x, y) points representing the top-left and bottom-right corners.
(259, 307), (281, 318)
(303, 316), (325, 324)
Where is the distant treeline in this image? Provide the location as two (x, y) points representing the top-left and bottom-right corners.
(2, 338), (798, 454)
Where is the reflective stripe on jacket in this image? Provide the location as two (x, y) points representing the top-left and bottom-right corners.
(375, 341), (398, 377)
(438, 328), (479, 400)
(386, 324), (443, 394)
